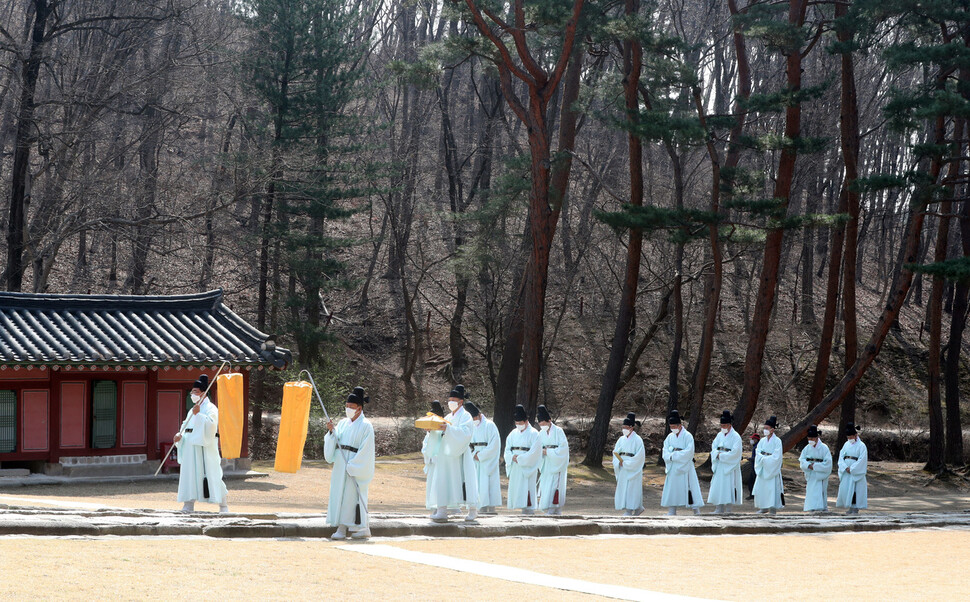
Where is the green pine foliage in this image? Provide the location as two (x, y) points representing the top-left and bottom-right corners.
(238, 0), (377, 364)
(910, 256), (970, 282)
(849, 0), (970, 281)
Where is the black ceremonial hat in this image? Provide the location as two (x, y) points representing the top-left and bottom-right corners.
(431, 400), (445, 417)
(764, 415), (778, 428)
(464, 402), (480, 418)
(719, 410), (732, 425)
(347, 386), (368, 406)
(807, 425), (819, 438)
(513, 404), (527, 422)
(537, 405), (551, 423)
(623, 412), (637, 427)
(668, 410), (682, 425)
(193, 374), (209, 391)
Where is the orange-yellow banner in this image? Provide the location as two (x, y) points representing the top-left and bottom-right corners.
(217, 373), (244, 459)
(274, 381), (313, 473)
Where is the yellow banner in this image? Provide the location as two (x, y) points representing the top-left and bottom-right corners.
(217, 373), (244, 459)
(274, 381), (313, 473)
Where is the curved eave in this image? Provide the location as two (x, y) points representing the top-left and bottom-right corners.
(0, 359), (289, 370)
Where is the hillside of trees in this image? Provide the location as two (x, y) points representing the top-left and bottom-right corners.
(3, 0), (970, 469)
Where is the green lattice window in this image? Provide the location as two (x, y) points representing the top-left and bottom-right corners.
(91, 380), (117, 449)
(0, 390), (15, 453)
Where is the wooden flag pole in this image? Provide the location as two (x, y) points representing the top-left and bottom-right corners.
(154, 360), (231, 477)
(299, 369), (369, 517)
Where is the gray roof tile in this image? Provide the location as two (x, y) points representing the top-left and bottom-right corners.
(0, 289), (290, 368)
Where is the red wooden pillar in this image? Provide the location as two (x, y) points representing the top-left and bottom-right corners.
(147, 368), (159, 459)
(49, 367), (61, 463)
(241, 368), (251, 459)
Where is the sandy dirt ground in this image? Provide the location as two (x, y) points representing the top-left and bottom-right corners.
(0, 530), (968, 600)
(393, 529), (970, 600)
(0, 455), (967, 515)
(1, 457), (969, 601)
(0, 537), (596, 601)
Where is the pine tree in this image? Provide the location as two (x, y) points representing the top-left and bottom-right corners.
(240, 0), (376, 367)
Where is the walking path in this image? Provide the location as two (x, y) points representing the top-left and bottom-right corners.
(1, 503), (968, 539)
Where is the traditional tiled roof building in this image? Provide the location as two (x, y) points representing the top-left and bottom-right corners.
(0, 289), (290, 474)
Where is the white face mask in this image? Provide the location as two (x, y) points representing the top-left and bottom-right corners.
(763, 429), (770, 437)
(190, 393), (201, 403)
(720, 427), (729, 435)
(540, 425), (549, 433)
(448, 400), (459, 412)
(516, 423), (527, 432)
(474, 418), (480, 426)
(622, 428), (631, 437)
(346, 407), (357, 419)
(671, 427), (680, 435)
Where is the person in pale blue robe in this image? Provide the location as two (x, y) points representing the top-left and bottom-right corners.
(535, 405), (568, 515)
(466, 402), (501, 513)
(798, 424), (832, 512)
(429, 385), (479, 522)
(504, 404), (541, 514)
(612, 412), (645, 516)
(324, 386), (375, 540)
(660, 409), (704, 515)
(175, 374), (228, 513)
(836, 422), (868, 514)
(421, 400), (446, 514)
(753, 415), (785, 514)
(707, 410), (743, 514)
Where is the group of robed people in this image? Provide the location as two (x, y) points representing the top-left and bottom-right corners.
(170, 376), (869, 541)
(652, 410), (869, 516)
(421, 386), (570, 521)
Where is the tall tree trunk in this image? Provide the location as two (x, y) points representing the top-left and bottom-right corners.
(781, 131), (945, 451)
(836, 0), (861, 451)
(128, 108), (161, 294)
(494, 43), (583, 426)
(584, 0), (643, 466)
(687, 0), (750, 430)
(810, 202), (847, 411)
(945, 152), (969, 465)
(945, 54), (970, 466)
(6, 0), (50, 291)
(667, 154), (686, 424)
(925, 198), (949, 472)
(466, 0), (584, 425)
(732, 0), (809, 432)
(926, 116), (959, 472)
(253, 36), (292, 444)
(799, 191), (817, 325)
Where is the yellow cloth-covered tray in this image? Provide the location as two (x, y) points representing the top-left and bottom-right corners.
(415, 413), (447, 430)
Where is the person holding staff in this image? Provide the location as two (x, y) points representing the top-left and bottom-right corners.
(175, 374), (228, 514)
(325, 386), (375, 540)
